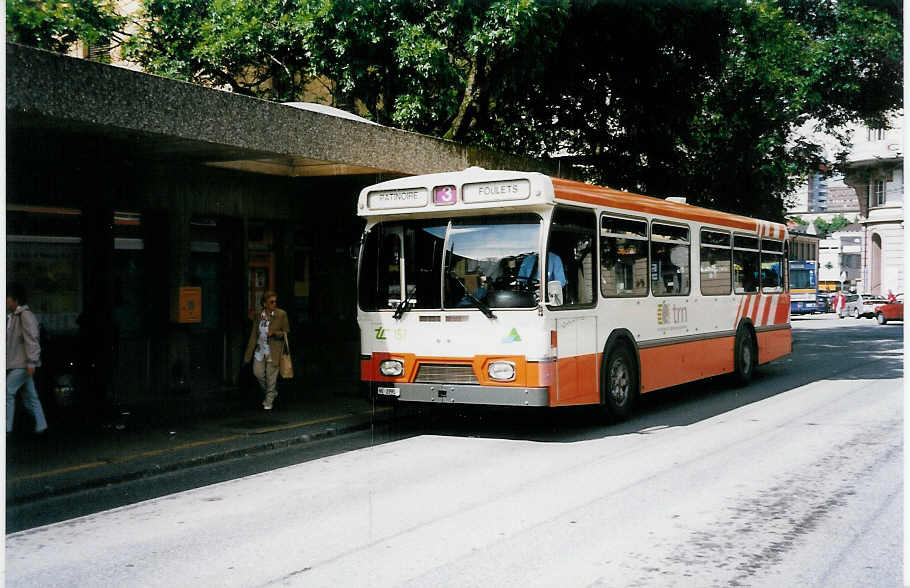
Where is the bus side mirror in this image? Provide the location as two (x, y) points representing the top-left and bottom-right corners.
(547, 281), (563, 306)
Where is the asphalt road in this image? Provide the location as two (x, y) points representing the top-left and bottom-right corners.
(5, 315), (903, 587)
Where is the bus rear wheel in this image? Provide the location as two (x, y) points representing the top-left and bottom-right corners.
(603, 345), (638, 420)
(733, 326), (756, 385)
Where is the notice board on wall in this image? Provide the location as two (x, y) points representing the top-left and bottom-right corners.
(177, 287), (202, 323)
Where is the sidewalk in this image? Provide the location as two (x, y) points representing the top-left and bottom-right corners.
(6, 384), (392, 506)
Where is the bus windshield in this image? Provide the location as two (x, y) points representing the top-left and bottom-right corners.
(359, 213), (542, 311)
(790, 268), (816, 290)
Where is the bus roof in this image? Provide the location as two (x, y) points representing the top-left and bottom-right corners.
(357, 168), (787, 240)
(551, 177), (788, 240)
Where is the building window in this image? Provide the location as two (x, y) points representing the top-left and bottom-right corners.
(867, 128), (886, 141)
(870, 180), (886, 207)
(84, 42), (113, 64)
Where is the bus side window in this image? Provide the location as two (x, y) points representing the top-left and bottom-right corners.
(600, 215), (649, 297)
(761, 239), (784, 293)
(547, 207), (596, 308)
(733, 235), (760, 294)
(651, 223), (690, 296)
(699, 229), (731, 295)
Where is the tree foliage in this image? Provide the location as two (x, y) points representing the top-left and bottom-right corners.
(814, 213), (854, 237)
(7, 0), (125, 53)
(8, 0), (902, 220)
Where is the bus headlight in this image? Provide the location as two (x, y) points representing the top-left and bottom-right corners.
(487, 361), (516, 382)
(379, 359), (404, 377)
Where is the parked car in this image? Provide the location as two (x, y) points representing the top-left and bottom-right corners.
(840, 293), (888, 319)
(873, 295), (903, 324)
(838, 294), (859, 318)
(816, 293), (831, 313)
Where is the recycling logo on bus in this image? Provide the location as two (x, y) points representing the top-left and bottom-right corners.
(502, 328), (522, 343)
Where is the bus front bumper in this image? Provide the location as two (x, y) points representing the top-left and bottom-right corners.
(374, 383), (550, 407)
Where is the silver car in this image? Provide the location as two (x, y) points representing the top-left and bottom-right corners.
(840, 294), (887, 319)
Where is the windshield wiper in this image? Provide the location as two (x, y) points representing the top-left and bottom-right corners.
(448, 273), (496, 319)
(393, 284), (417, 319)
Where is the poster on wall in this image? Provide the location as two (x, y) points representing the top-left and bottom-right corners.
(6, 240), (82, 333)
(178, 287), (202, 323)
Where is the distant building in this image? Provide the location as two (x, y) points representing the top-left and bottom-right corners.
(807, 174), (829, 212)
(826, 184), (861, 213)
(843, 116), (904, 296)
(787, 114), (903, 295)
(818, 225), (863, 292)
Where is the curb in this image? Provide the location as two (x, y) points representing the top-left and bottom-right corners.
(7, 411), (391, 506)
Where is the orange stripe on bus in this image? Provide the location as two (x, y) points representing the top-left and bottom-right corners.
(774, 294), (790, 324)
(640, 336), (735, 393)
(757, 328), (791, 364)
(364, 329), (792, 404)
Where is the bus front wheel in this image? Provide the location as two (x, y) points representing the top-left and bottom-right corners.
(733, 326), (756, 385)
(603, 345), (638, 420)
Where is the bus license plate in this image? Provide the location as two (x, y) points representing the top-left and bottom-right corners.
(377, 387), (400, 397)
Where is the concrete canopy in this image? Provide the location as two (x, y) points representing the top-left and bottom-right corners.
(6, 43), (557, 179)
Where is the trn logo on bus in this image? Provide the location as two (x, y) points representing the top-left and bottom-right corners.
(657, 302), (688, 325)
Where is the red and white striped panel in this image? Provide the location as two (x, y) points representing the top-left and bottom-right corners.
(756, 221), (787, 240)
(735, 293), (790, 328)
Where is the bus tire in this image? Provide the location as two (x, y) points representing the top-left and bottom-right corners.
(603, 344), (638, 421)
(733, 325), (756, 386)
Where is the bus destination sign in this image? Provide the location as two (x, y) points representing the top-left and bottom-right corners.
(367, 188), (429, 210)
(463, 179), (531, 203)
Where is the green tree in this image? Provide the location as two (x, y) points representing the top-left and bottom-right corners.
(7, 0), (125, 54)
(814, 213), (853, 237)
(541, 0), (901, 220)
(122, 0), (568, 130)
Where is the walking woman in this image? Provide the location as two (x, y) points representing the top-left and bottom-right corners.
(7, 282), (48, 434)
(243, 291), (289, 410)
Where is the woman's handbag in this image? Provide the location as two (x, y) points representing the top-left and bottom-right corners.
(279, 333), (294, 379)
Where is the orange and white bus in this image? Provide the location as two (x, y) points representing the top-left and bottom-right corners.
(357, 168), (791, 419)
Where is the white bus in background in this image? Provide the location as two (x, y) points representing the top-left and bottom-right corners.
(356, 168), (791, 419)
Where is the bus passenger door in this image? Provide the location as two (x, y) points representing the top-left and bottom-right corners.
(548, 206), (599, 406)
(555, 316), (598, 405)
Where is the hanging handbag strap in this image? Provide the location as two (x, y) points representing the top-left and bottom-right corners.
(283, 333), (291, 355)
